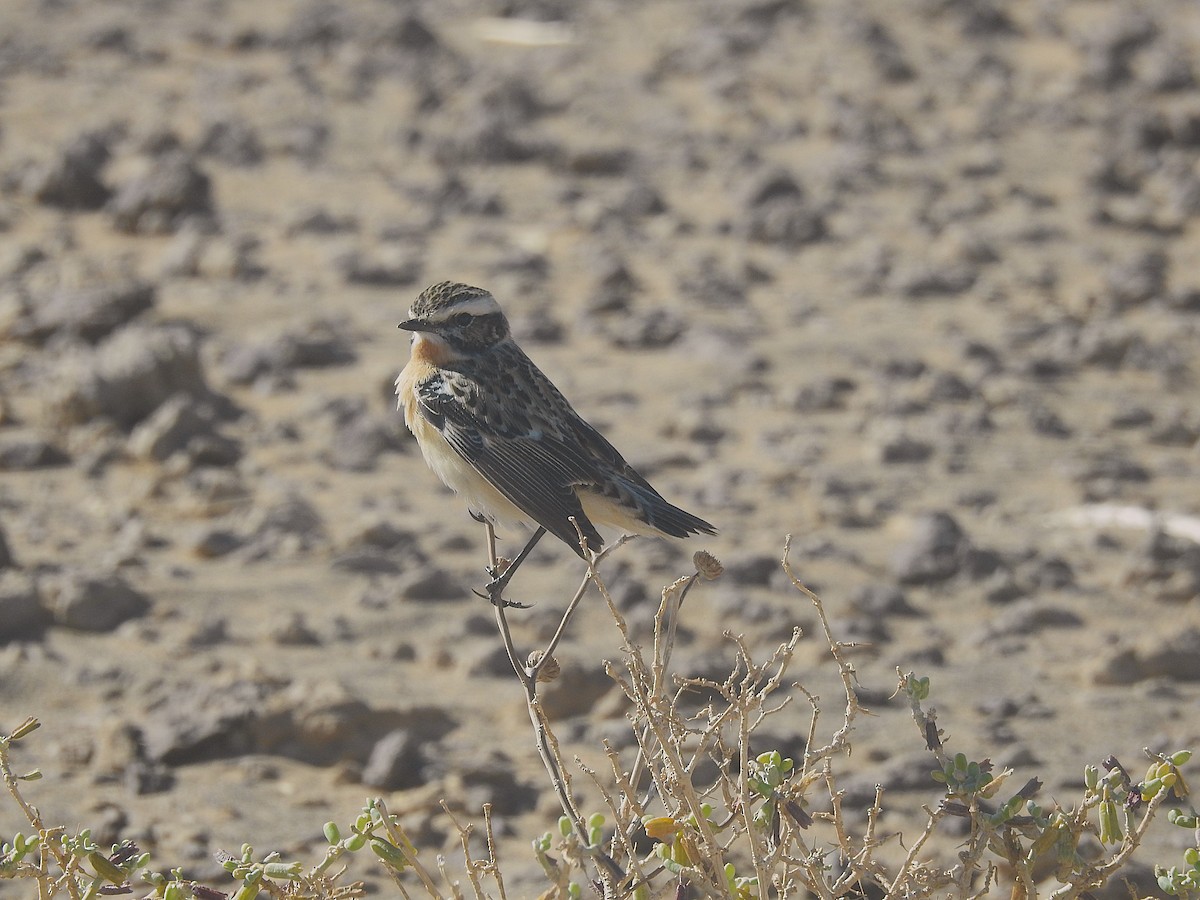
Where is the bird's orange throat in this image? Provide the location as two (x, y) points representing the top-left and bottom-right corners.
(409, 332), (454, 366)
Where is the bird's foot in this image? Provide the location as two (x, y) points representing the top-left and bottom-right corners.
(473, 557), (530, 608)
(472, 584), (531, 609)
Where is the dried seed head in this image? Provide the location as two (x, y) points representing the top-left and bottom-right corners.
(693, 550), (724, 580)
(527, 650), (560, 682)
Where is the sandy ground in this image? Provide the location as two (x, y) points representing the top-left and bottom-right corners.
(1, 0), (1199, 896)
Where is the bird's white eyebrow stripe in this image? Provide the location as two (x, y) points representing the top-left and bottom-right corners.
(423, 294), (501, 320)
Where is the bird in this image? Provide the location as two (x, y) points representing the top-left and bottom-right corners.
(395, 281), (716, 588)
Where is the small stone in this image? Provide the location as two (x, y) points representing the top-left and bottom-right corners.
(321, 400), (404, 472)
(0, 435), (70, 470)
(128, 394), (234, 463)
(723, 554), (778, 587)
(398, 567), (465, 602)
(335, 249), (423, 287)
(890, 512), (971, 585)
(463, 643), (515, 678)
(977, 601), (1081, 641)
(271, 613), (322, 646)
(15, 280), (155, 344)
(25, 131), (112, 210)
(196, 118), (264, 167)
(108, 153), (214, 234)
(45, 572), (152, 632)
(848, 584), (918, 617)
(50, 324), (213, 430)
(739, 169), (826, 247)
(0, 572), (50, 641)
(362, 728), (424, 790)
(241, 493), (327, 559)
(221, 319), (357, 385)
(538, 661), (615, 720)
(873, 433), (935, 464)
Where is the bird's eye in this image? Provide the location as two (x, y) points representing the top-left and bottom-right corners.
(449, 313), (470, 327)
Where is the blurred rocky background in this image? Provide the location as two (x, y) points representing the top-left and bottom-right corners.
(1, 0), (1198, 894)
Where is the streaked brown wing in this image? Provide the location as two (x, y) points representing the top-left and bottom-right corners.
(415, 372), (604, 554)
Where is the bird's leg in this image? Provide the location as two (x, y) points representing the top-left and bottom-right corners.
(483, 526), (546, 607)
(468, 512), (544, 607)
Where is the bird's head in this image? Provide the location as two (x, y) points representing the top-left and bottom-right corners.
(399, 282), (511, 354)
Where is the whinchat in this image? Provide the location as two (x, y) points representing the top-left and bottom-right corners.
(395, 282), (716, 570)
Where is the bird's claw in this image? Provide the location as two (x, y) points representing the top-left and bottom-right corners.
(472, 584), (530, 609)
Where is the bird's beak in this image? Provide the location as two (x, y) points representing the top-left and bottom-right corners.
(398, 318), (428, 332)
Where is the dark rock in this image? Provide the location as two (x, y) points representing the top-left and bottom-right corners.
(1105, 251), (1167, 307)
(221, 319), (358, 385)
(789, 377), (857, 411)
(1026, 403), (1072, 438)
(242, 493), (328, 559)
(196, 118), (264, 166)
(108, 153), (214, 234)
(560, 145), (632, 176)
(344, 518), (421, 554)
(1024, 556), (1076, 591)
(1079, 9), (1158, 89)
(160, 229), (263, 280)
(676, 255), (749, 309)
(140, 679), (274, 764)
(740, 169), (826, 247)
(723, 554), (779, 587)
(276, 2), (352, 50)
(362, 728), (425, 790)
(272, 119), (330, 164)
(285, 208), (359, 236)
(1122, 530), (1200, 604)
(463, 643), (515, 678)
(983, 601), (1082, 639)
(0, 435), (70, 470)
(336, 249), (423, 287)
(928, 371), (974, 403)
(1074, 453), (1151, 486)
(51, 324), (212, 430)
(840, 753), (936, 807)
(539, 661), (617, 720)
(1110, 405), (1154, 429)
(0, 573), (50, 640)
(0, 527), (12, 570)
(15, 280), (155, 344)
(271, 613), (322, 646)
(26, 131), (112, 209)
(44, 572), (152, 631)
(433, 79), (554, 165)
(376, 13), (442, 51)
(890, 512), (971, 585)
(184, 618), (229, 649)
(320, 397), (404, 472)
(127, 760), (175, 795)
(272, 685), (456, 767)
(461, 757), (538, 814)
(128, 394), (238, 464)
(894, 263), (977, 298)
(608, 308), (686, 349)
(855, 18), (915, 82)
(398, 567), (465, 603)
(874, 433), (934, 464)
(1094, 629), (1200, 684)
(331, 549), (402, 576)
(190, 528), (244, 559)
(848, 583), (918, 617)
(979, 571), (1027, 607)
